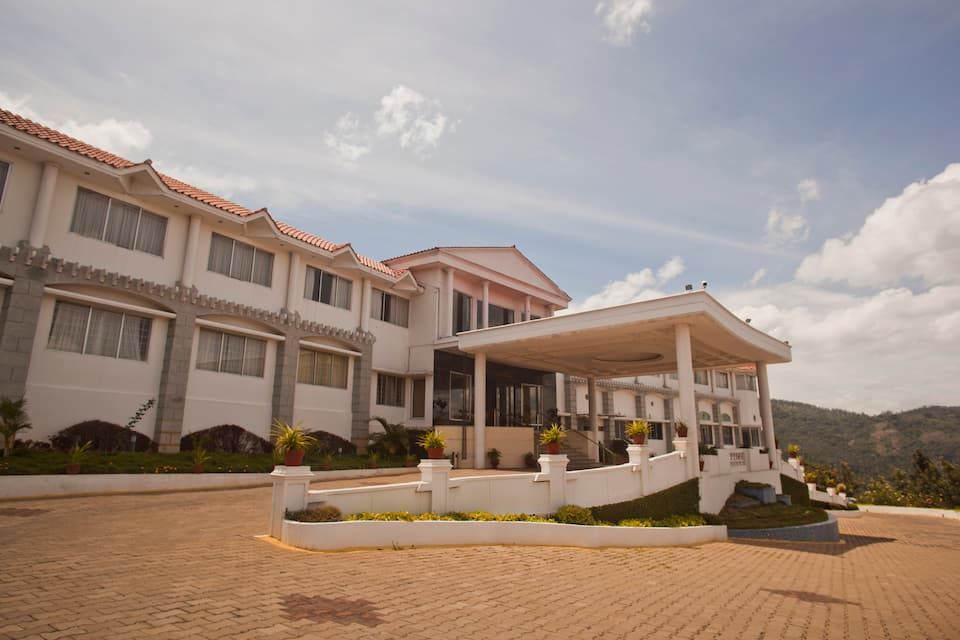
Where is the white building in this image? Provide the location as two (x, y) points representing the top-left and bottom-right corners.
(0, 106), (788, 468)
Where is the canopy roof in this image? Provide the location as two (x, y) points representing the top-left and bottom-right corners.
(456, 291), (791, 377)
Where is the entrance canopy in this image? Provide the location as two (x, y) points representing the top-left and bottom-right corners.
(456, 291), (791, 377)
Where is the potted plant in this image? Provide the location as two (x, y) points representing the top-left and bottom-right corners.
(826, 479), (837, 496)
(487, 448), (502, 469)
(625, 419), (650, 445)
(271, 419), (318, 466)
(805, 471), (818, 493)
(675, 421), (688, 438)
(319, 452), (335, 471)
(418, 430), (447, 459)
(404, 454), (419, 467)
(523, 452), (537, 469)
(191, 442), (210, 473)
(787, 443), (800, 459)
(540, 424), (566, 454)
(367, 452), (381, 469)
(836, 483), (847, 499)
(66, 440), (92, 475)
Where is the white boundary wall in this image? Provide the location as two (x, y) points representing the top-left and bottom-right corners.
(858, 505), (960, 520)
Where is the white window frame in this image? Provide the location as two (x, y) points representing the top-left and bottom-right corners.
(0, 159), (11, 213)
(297, 348), (350, 389)
(47, 300), (152, 362)
(371, 288), (409, 327)
(376, 373), (406, 407)
(304, 266), (352, 310)
(208, 232), (274, 287)
(195, 328), (267, 377)
(69, 187), (167, 256)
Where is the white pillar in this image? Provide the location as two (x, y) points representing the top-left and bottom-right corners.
(469, 297), (478, 330)
(756, 362), (778, 469)
(442, 268), (454, 337)
(27, 162), (59, 248)
(546, 304), (556, 318)
(359, 278), (372, 332)
(524, 295), (532, 322)
(418, 459), (453, 514)
(587, 376), (600, 463)
(481, 281), (490, 328)
(473, 352), (487, 469)
(284, 251), (302, 314)
(269, 465), (314, 539)
(536, 453), (569, 511)
(180, 214), (202, 288)
(675, 324), (700, 476)
(627, 444), (650, 494)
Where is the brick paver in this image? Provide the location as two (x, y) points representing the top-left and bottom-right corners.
(1, 478), (959, 639)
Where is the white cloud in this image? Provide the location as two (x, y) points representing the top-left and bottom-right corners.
(748, 267), (766, 286)
(656, 256), (684, 283)
(324, 112), (371, 170)
(0, 90), (152, 156)
(375, 85), (449, 157)
(797, 178), (820, 202)
(595, 0), (655, 46)
(765, 208), (810, 245)
(158, 164), (259, 198)
(796, 163), (960, 288)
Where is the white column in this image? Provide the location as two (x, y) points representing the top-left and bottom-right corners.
(284, 251), (302, 314)
(418, 459), (453, 514)
(481, 281), (490, 328)
(359, 278), (372, 331)
(473, 352), (487, 468)
(442, 268), (454, 337)
(27, 162), (59, 248)
(269, 466), (314, 539)
(536, 452), (569, 511)
(675, 323), (700, 476)
(524, 295), (532, 322)
(180, 214), (202, 288)
(756, 362), (778, 469)
(469, 297), (478, 330)
(587, 376), (600, 462)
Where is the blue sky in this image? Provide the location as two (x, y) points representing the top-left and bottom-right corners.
(2, 1), (958, 412)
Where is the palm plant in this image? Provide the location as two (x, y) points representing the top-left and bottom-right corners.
(0, 397), (31, 457)
(368, 417), (408, 456)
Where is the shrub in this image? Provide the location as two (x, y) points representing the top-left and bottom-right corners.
(780, 474), (811, 506)
(523, 452), (537, 469)
(619, 514), (706, 527)
(554, 504), (596, 525)
(590, 479), (700, 523)
(179, 425), (271, 453)
(51, 420), (152, 453)
(286, 505), (343, 522)
(306, 430), (357, 456)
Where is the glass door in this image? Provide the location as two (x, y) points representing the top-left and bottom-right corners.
(521, 384), (542, 426)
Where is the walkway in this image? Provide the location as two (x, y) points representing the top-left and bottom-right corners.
(1, 479), (958, 639)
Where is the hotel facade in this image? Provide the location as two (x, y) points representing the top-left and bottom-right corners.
(0, 107), (787, 469)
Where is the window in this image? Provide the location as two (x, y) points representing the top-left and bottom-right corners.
(371, 288), (409, 327)
(70, 188), (167, 256)
(742, 427), (761, 447)
(376, 373), (405, 407)
(694, 370), (709, 385)
(648, 423), (664, 440)
(297, 349), (348, 388)
(635, 395), (645, 419)
(722, 426), (735, 446)
(0, 160), (9, 206)
(449, 371), (472, 421)
(48, 300), (151, 361)
(453, 291), (473, 333)
(700, 425), (714, 445)
(207, 232), (274, 286)
(663, 398), (673, 421)
(196, 328), (266, 377)
(304, 266), (352, 310)
(735, 374), (757, 391)
(411, 378), (426, 418)
(487, 303), (514, 327)
(715, 372), (729, 388)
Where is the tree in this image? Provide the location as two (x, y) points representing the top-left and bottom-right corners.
(0, 397), (31, 457)
(368, 417), (408, 456)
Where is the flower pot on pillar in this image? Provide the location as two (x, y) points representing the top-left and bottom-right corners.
(427, 447), (445, 460)
(419, 430), (447, 461)
(539, 424), (566, 456)
(284, 450), (306, 466)
(626, 420), (650, 446)
(544, 442), (561, 455)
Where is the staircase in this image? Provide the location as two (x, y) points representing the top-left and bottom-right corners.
(559, 440), (607, 470)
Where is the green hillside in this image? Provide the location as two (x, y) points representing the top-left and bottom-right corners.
(772, 400), (960, 476)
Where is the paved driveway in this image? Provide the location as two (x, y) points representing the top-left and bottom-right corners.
(1, 477), (958, 639)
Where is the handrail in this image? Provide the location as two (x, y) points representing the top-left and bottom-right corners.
(563, 428), (620, 466)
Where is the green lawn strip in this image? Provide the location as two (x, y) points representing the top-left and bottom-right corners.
(0, 450), (409, 475)
(718, 503), (829, 529)
(286, 508), (707, 527)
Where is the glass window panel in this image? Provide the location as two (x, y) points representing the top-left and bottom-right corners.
(412, 379), (425, 418)
(135, 211), (166, 256)
(242, 338), (266, 377)
(313, 352), (331, 386)
(119, 315), (151, 361)
(208, 234), (234, 276)
(0, 160), (8, 200)
(220, 333), (246, 374)
(449, 372), (471, 420)
(229, 241), (255, 282)
(85, 308), (123, 357)
(70, 189), (110, 239)
(104, 200), (140, 249)
(251, 250), (273, 287)
(329, 353), (348, 388)
(394, 296), (409, 327)
(371, 289), (384, 319)
(715, 372), (729, 388)
(319, 271), (335, 304)
(334, 276), (351, 309)
(304, 266), (320, 300)
(48, 301), (89, 353)
(297, 350), (315, 384)
(196, 329), (223, 371)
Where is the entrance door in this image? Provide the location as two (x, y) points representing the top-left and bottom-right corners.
(521, 384), (542, 427)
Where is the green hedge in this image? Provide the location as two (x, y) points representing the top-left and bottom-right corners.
(780, 474), (810, 506)
(590, 479), (700, 523)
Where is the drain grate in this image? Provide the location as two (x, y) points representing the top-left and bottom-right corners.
(279, 594), (384, 626)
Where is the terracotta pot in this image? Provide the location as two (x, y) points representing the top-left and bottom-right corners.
(789, 451), (798, 459)
(630, 434), (647, 445)
(191, 463), (204, 474)
(284, 449), (306, 466)
(544, 442), (561, 455)
(676, 427), (688, 438)
(489, 458), (500, 469)
(427, 447), (445, 460)
(65, 463), (81, 475)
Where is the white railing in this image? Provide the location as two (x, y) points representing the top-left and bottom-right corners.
(728, 451), (747, 468)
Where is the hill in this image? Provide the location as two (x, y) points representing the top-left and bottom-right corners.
(771, 400), (960, 476)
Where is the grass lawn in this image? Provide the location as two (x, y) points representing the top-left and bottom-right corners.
(0, 450), (413, 475)
(717, 503), (829, 529)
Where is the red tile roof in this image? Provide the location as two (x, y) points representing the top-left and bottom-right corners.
(0, 107), (404, 278)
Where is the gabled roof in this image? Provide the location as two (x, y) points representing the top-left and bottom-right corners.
(0, 107), (405, 280)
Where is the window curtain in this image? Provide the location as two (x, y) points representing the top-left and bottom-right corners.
(104, 201), (140, 249)
(220, 333), (246, 374)
(304, 267), (321, 301)
(196, 329), (223, 371)
(135, 211), (167, 256)
(229, 242), (255, 282)
(85, 308), (123, 357)
(70, 189), (110, 239)
(297, 350), (315, 384)
(251, 250), (273, 287)
(334, 277), (351, 309)
(119, 315), (151, 361)
(329, 353), (348, 388)
(208, 234), (234, 276)
(242, 338), (266, 377)
(48, 302), (89, 353)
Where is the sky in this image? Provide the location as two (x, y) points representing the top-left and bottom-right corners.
(1, 0), (958, 414)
